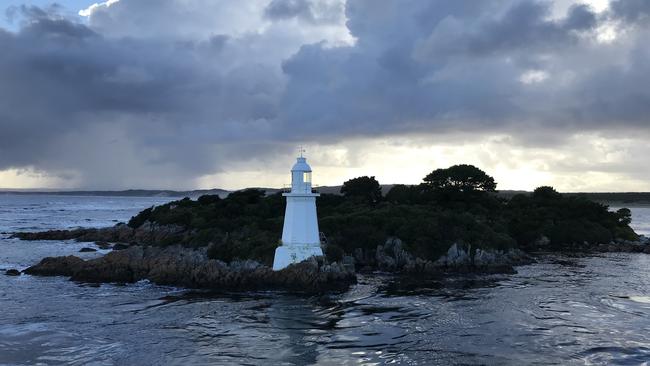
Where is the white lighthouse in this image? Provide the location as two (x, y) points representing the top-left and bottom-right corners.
(272, 153), (323, 270)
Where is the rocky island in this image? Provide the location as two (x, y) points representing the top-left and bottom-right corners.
(14, 165), (645, 293)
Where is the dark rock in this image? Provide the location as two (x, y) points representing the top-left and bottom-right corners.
(435, 243), (471, 267)
(631, 244), (645, 253)
(370, 238), (531, 276)
(5, 269), (20, 276)
(10, 229), (87, 241)
(79, 247), (97, 253)
(10, 226), (128, 242)
(353, 247), (375, 267)
(111, 243), (130, 251)
(12, 221), (186, 248)
(24, 245), (356, 293)
(95, 241), (112, 249)
(24, 256), (85, 277)
(376, 237), (414, 270)
(620, 243), (635, 252)
(595, 244), (609, 252)
(341, 255), (355, 271)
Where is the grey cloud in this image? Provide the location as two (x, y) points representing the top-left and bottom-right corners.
(6, 4), (62, 21)
(417, 1), (598, 60)
(264, 0), (345, 25)
(610, 0), (650, 23)
(0, 5), (285, 188)
(277, 0), (650, 142)
(1, 0), (650, 189)
(265, 0), (313, 21)
(565, 3), (598, 29)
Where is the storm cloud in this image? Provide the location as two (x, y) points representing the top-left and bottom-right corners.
(0, 0), (649, 189)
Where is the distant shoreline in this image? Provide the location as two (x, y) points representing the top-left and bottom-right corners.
(0, 189), (231, 198)
(603, 202), (650, 208)
(2, 188), (650, 205)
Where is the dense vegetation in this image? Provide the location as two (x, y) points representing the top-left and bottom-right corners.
(127, 165), (638, 265)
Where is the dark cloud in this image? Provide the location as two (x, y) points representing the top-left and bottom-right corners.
(278, 0), (650, 141)
(609, 0), (650, 23)
(416, 1), (594, 58)
(0, 0), (649, 188)
(264, 0), (345, 24)
(265, 0), (314, 21)
(0, 4), (284, 187)
(6, 4), (64, 22)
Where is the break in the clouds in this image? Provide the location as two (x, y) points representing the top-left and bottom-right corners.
(0, 0), (649, 190)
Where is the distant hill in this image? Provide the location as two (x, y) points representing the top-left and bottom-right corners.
(0, 188), (230, 198)
(564, 192), (650, 205)
(2, 186), (649, 205)
(256, 185), (393, 195)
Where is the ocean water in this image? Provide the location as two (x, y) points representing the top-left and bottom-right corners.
(2, 195), (650, 365)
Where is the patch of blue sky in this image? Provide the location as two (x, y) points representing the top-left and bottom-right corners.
(1, 0), (93, 30)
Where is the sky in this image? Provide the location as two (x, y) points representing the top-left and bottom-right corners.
(0, 0), (649, 192)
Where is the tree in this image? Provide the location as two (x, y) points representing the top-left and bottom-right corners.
(423, 164), (497, 193)
(532, 186), (562, 200)
(385, 184), (422, 204)
(198, 194), (221, 205)
(616, 208), (632, 226)
(227, 189), (265, 204)
(341, 176), (383, 203)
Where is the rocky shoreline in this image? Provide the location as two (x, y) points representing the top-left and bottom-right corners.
(12, 224), (650, 292)
(10, 222), (180, 246)
(358, 238), (534, 275)
(24, 245), (356, 293)
(13, 226), (531, 290)
(19, 238), (532, 292)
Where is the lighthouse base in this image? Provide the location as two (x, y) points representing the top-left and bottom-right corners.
(272, 244), (323, 271)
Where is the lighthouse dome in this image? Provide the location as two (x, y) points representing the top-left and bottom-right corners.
(291, 157), (311, 172)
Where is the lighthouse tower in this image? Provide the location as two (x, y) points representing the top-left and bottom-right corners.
(272, 153), (323, 270)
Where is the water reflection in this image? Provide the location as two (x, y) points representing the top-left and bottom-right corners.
(266, 298), (322, 365)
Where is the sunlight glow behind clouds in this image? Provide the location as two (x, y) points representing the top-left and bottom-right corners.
(78, 0), (120, 17)
(520, 70), (549, 84)
(191, 134), (650, 192)
(0, 168), (79, 189)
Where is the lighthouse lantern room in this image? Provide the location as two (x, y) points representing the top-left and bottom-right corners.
(272, 153), (323, 270)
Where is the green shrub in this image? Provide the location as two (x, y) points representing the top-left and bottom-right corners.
(128, 168), (639, 262)
(341, 176), (383, 203)
(128, 206), (153, 228)
(324, 244), (345, 263)
(198, 194), (221, 205)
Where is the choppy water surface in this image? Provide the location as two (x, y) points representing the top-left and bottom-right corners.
(2, 195), (650, 365)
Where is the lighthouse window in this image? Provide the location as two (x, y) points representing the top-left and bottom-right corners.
(303, 172), (312, 183)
